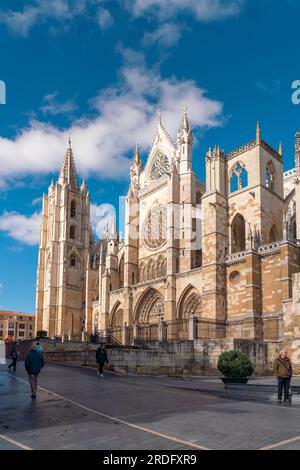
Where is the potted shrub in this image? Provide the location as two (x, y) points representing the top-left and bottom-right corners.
(217, 350), (253, 384)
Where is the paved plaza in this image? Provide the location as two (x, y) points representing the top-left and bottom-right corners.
(1, 362), (300, 450)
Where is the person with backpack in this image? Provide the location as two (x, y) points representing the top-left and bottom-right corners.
(8, 342), (20, 372)
(273, 349), (293, 404)
(95, 344), (109, 377)
(25, 344), (44, 399)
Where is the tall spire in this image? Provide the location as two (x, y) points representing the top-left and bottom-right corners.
(181, 105), (190, 132)
(58, 137), (78, 190)
(110, 213), (117, 241)
(256, 121), (261, 144)
(177, 105), (193, 146)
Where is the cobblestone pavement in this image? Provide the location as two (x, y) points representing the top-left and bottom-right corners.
(1, 362), (300, 450)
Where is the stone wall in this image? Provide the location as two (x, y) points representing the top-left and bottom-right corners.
(42, 339), (271, 376)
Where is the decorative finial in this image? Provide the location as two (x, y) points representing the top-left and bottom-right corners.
(256, 121), (261, 144)
(80, 178), (87, 193)
(134, 143), (141, 165)
(278, 142), (283, 157)
(68, 133), (72, 149)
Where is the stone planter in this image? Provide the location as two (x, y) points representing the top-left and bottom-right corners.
(221, 377), (249, 385)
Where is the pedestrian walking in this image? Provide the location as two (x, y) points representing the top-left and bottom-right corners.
(273, 349), (293, 404)
(96, 344), (109, 377)
(25, 344), (44, 399)
(8, 342), (20, 372)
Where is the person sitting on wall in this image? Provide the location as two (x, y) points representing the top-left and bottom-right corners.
(273, 349), (293, 404)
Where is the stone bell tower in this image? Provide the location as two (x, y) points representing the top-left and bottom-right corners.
(35, 138), (90, 338)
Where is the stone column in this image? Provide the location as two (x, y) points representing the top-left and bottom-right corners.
(158, 320), (167, 342)
(122, 323), (129, 345)
(133, 323), (140, 342)
(188, 314), (197, 340)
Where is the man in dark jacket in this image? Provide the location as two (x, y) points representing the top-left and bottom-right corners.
(25, 345), (44, 398)
(96, 344), (108, 377)
(8, 342), (20, 372)
(273, 349), (293, 404)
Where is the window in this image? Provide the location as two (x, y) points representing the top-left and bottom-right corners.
(231, 213), (246, 253)
(265, 161), (275, 191)
(269, 225), (279, 243)
(70, 225), (76, 239)
(8, 322), (14, 329)
(18, 331), (25, 337)
(8, 330), (14, 336)
(18, 323), (25, 329)
(230, 162), (248, 193)
(70, 253), (76, 267)
(29, 325), (33, 330)
(70, 200), (76, 218)
(0, 331), (3, 337)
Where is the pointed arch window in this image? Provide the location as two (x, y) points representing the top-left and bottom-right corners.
(70, 200), (76, 218)
(231, 214), (246, 253)
(265, 161), (275, 191)
(230, 162), (248, 193)
(70, 253), (76, 267)
(70, 225), (76, 240)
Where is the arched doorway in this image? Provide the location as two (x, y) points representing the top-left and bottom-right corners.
(110, 303), (123, 344)
(177, 285), (202, 339)
(135, 288), (165, 341)
(231, 214), (246, 253)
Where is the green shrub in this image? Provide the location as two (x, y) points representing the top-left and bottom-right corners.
(36, 330), (47, 339)
(217, 350), (253, 378)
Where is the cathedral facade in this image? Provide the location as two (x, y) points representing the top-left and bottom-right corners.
(35, 113), (300, 350)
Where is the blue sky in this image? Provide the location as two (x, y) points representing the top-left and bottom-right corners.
(0, 0), (300, 313)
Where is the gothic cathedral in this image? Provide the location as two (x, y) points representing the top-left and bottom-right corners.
(35, 113), (300, 355)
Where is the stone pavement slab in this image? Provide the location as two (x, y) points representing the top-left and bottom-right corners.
(1, 362), (300, 450)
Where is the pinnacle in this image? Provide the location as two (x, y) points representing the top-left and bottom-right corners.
(58, 138), (78, 190)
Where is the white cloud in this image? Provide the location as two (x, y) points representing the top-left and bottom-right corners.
(126, 0), (245, 22)
(127, 0), (245, 46)
(0, 211), (41, 245)
(0, 203), (116, 245)
(32, 197), (43, 206)
(90, 203), (116, 240)
(142, 23), (183, 47)
(40, 92), (78, 116)
(97, 7), (114, 30)
(0, 50), (223, 188)
(0, 0), (91, 36)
